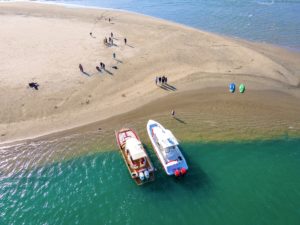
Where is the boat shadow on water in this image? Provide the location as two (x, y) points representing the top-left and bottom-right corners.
(142, 145), (211, 194)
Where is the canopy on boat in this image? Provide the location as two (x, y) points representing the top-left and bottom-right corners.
(125, 138), (146, 160)
(152, 126), (179, 149)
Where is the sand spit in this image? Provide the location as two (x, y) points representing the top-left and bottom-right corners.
(0, 2), (299, 144)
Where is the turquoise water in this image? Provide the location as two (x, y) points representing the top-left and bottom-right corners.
(1, 138), (300, 225)
(44, 0), (300, 50)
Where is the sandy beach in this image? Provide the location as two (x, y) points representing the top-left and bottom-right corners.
(0, 2), (300, 145)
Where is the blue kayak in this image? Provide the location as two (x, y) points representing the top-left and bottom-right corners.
(229, 83), (235, 93)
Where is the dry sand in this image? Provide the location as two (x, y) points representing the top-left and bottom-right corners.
(0, 2), (300, 145)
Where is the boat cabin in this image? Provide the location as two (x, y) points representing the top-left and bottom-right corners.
(152, 126), (181, 161)
(125, 138), (147, 169)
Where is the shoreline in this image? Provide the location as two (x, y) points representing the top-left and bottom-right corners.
(0, 2), (299, 146)
(2, 88), (299, 150)
(23, 0), (300, 52)
(5, 0), (300, 52)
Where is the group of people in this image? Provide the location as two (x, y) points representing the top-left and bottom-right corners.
(96, 62), (106, 72)
(79, 62), (106, 74)
(80, 27), (129, 75)
(104, 37), (114, 46)
(103, 33), (127, 47)
(155, 76), (168, 85)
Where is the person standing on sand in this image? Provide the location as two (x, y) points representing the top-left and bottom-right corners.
(171, 110), (175, 117)
(165, 77), (168, 84)
(158, 77), (161, 84)
(113, 53), (116, 59)
(111, 32), (113, 38)
(96, 66), (101, 72)
(124, 38), (127, 45)
(155, 77), (158, 85)
(79, 64), (83, 72)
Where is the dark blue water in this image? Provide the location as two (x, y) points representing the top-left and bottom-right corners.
(43, 0), (300, 50)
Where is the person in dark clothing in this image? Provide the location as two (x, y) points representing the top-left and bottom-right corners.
(113, 53), (116, 59)
(162, 76), (165, 84)
(96, 66), (101, 72)
(165, 77), (168, 83)
(124, 38), (127, 45)
(158, 77), (162, 84)
(100, 62), (104, 69)
(28, 82), (39, 90)
(111, 32), (113, 38)
(79, 64), (83, 72)
(171, 110), (175, 117)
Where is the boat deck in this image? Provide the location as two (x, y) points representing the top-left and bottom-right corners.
(115, 128), (155, 185)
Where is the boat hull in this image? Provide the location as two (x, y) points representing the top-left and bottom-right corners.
(147, 120), (188, 176)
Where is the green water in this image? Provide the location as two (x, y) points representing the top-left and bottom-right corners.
(1, 138), (300, 225)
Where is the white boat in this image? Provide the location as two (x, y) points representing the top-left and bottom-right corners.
(147, 120), (188, 177)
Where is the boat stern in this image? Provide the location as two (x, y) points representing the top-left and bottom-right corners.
(166, 161), (188, 177)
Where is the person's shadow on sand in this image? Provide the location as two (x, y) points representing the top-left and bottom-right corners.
(163, 83), (176, 91)
(126, 44), (134, 48)
(104, 69), (113, 75)
(173, 116), (186, 124)
(114, 59), (123, 64)
(82, 71), (91, 76)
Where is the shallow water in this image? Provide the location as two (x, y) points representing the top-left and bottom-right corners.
(43, 0), (300, 50)
(1, 138), (300, 224)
